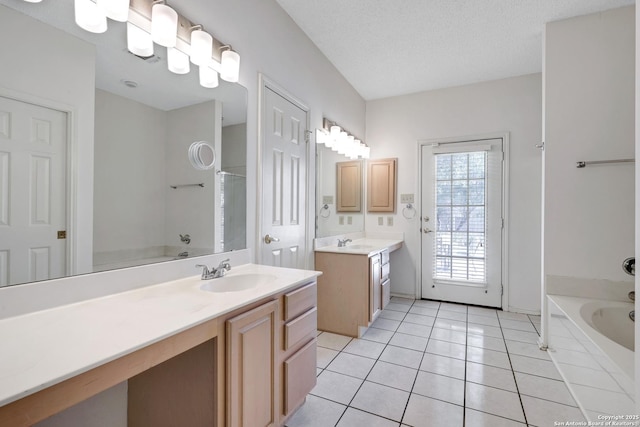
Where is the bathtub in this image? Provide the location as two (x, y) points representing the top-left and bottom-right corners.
(547, 296), (635, 421)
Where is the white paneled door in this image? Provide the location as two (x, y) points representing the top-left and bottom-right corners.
(0, 96), (67, 287)
(421, 138), (504, 308)
(260, 87), (308, 269)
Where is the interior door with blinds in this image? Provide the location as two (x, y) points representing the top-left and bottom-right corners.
(420, 138), (504, 308)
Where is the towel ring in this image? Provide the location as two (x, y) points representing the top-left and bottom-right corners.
(319, 203), (330, 218)
(402, 203), (416, 219)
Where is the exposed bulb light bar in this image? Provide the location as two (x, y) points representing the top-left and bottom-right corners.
(151, 2), (178, 47)
(220, 48), (240, 82)
(127, 22), (154, 57)
(318, 118), (369, 159)
(97, 0), (129, 22)
(74, 0), (108, 34)
(199, 66), (219, 88)
(22, 0), (43, 3)
(167, 47), (190, 74)
(190, 28), (213, 66)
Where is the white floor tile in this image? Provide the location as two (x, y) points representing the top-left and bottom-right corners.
(402, 393), (463, 427)
(467, 306), (498, 318)
(317, 332), (352, 351)
(426, 339), (466, 360)
(509, 354), (562, 380)
(572, 383), (635, 416)
(350, 381), (410, 422)
(467, 334), (506, 352)
(556, 362), (624, 392)
(499, 319), (537, 332)
(310, 370), (363, 405)
(343, 339), (386, 359)
(466, 361), (517, 392)
(336, 407), (399, 427)
(412, 299), (441, 309)
(389, 332), (428, 352)
(468, 314), (500, 326)
(502, 329), (539, 344)
(371, 317), (401, 332)
(521, 395), (586, 427)
(437, 310), (467, 322)
(440, 302), (468, 313)
(433, 318), (467, 332)
(390, 297), (415, 306)
(412, 371), (465, 405)
(514, 372), (577, 406)
(409, 306), (439, 317)
(467, 323), (503, 338)
(505, 340), (549, 360)
(498, 311), (530, 321)
(403, 313), (435, 326)
(420, 353), (466, 380)
(465, 382), (525, 423)
(396, 322), (432, 337)
(317, 346), (339, 368)
(379, 309), (406, 321)
(464, 409), (526, 426)
(379, 345), (423, 369)
(385, 303), (411, 313)
(326, 352), (376, 379)
(285, 395), (346, 427)
(367, 360), (418, 392)
(362, 326), (395, 344)
(430, 327), (467, 345)
(466, 346), (511, 369)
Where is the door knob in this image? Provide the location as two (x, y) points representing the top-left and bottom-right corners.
(264, 234), (280, 244)
(422, 228), (433, 234)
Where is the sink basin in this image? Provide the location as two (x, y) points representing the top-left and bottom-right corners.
(200, 274), (277, 293)
(341, 244), (373, 250)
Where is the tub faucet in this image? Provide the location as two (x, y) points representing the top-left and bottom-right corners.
(622, 257), (635, 276)
(196, 259), (231, 280)
(337, 238), (352, 247)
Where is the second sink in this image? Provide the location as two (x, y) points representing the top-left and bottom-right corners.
(200, 274), (277, 293)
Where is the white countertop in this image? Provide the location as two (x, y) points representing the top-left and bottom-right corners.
(0, 264), (320, 407)
(314, 238), (403, 256)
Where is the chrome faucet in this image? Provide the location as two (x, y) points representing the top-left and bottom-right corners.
(337, 238), (352, 247)
(196, 259), (231, 280)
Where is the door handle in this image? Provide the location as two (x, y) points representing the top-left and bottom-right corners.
(422, 228), (433, 234)
(264, 234), (280, 244)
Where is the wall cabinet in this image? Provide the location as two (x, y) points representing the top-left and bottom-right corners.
(336, 160), (362, 212)
(367, 158), (397, 212)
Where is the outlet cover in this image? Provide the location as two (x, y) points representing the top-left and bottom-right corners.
(400, 193), (414, 204)
(387, 216), (394, 226)
(347, 216), (352, 225)
(322, 195), (334, 204)
(378, 216), (383, 225)
(339, 216), (344, 225)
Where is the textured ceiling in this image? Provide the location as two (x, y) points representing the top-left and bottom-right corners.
(275, 0), (635, 100)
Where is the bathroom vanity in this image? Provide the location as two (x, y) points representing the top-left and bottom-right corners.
(0, 264), (320, 427)
(315, 238), (402, 337)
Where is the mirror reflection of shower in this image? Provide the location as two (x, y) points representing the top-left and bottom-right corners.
(218, 170), (246, 252)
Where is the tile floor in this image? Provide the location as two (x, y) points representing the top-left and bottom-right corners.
(286, 297), (586, 427)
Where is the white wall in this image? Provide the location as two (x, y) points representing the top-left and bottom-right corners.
(94, 90), (167, 261)
(366, 74), (543, 312)
(0, 4), (96, 275)
(635, 2), (639, 415)
(544, 6), (635, 286)
(221, 123), (247, 176)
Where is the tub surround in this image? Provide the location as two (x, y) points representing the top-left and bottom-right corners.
(0, 262), (320, 425)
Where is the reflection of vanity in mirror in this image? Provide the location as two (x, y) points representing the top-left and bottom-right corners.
(0, 1), (247, 287)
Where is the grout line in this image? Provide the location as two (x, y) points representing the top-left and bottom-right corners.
(497, 314), (529, 426)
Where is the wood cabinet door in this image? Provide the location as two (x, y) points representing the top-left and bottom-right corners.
(369, 255), (382, 321)
(227, 300), (279, 427)
(336, 160), (362, 212)
(367, 158), (397, 212)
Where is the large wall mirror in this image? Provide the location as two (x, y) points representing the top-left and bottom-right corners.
(0, 1), (247, 287)
(315, 145), (364, 237)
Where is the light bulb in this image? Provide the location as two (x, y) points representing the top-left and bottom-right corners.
(97, 0), (129, 22)
(167, 47), (190, 74)
(127, 22), (154, 57)
(199, 66), (219, 88)
(74, 0), (107, 33)
(151, 3), (178, 48)
(220, 49), (240, 82)
(190, 29), (213, 66)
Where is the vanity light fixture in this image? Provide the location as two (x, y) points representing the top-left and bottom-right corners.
(167, 47), (190, 74)
(22, 0), (43, 3)
(190, 26), (213, 66)
(199, 65), (219, 88)
(317, 118), (370, 159)
(74, 0), (108, 34)
(97, 0), (129, 22)
(127, 22), (154, 57)
(220, 47), (240, 83)
(151, 1), (178, 47)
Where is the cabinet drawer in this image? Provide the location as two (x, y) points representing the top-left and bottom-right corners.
(381, 279), (390, 309)
(283, 339), (317, 416)
(284, 307), (317, 351)
(381, 262), (390, 281)
(284, 282), (317, 321)
(381, 249), (390, 265)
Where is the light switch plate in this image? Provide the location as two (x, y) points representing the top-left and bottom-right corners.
(378, 217), (383, 225)
(347, 216), (352, 225)
(323, 195), (334, 204)
(339, 216), (344, 225)
(387, 216), (393, 226)
(400, 193), (414, 204)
